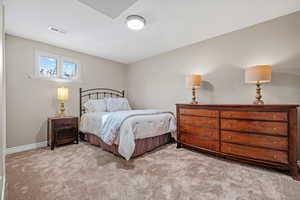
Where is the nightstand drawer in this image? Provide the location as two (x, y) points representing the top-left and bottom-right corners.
(56, 127), (77, 140)
(56, 137), (77, 145)
(53, 117), (78, 128)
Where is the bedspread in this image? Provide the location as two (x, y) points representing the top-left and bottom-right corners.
(80, 110), (176, 160)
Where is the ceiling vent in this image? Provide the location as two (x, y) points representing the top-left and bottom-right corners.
(48, 26), (67, 34)
(78, 0), (139, 19)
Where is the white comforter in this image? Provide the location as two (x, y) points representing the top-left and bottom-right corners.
(80, 110), (176, 160)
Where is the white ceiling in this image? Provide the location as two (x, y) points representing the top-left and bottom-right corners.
(4, 0), (300, 64)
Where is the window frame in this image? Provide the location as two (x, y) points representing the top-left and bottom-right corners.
(60, 57), (81, 81)
(35, 51), (60, 78)
(35, 50), (81, 82)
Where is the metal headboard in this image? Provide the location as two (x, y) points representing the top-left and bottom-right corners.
(79, 88), (125, 118)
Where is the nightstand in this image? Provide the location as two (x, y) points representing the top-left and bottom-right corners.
(47, 116), (79, 150)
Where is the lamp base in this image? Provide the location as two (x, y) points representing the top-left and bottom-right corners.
(56, 113), (66, 118)
(253, 99), (264, 105)
(190, 100), (198, 104)
(253, 83), (264, 105)
(191, 88), (199, 105)
(57, 101), (66, 118)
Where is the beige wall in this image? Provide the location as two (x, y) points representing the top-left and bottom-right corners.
(6, 35), (127, 148)
(0, 1), (5, 197)
(127, 12), (300, 156)
(6, 11), (300, 159)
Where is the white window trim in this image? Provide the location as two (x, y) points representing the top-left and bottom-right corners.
(35, 50), (81, 82)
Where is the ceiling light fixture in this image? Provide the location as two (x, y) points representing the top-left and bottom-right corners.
(48, 26), (67, 34)
(126, 15), (146, 30)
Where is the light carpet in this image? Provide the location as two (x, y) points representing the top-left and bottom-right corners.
(6, 142), (300, 200)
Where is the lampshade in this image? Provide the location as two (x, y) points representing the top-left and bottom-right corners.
(245, 65), (272, 83)
(57, 87), (69, 101)
(186, 74), (202, 88)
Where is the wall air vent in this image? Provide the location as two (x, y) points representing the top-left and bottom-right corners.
(48, 26), (67, 34)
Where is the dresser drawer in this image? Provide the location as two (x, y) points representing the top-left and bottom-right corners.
(221, 111), (287, 121)
(221, 119), (287, 136)
(180, 115), (219, 129)
(180, 134), (219, 151)
(180, 108), (218, 117)
(221, 143), (288, 164)
(221, 131), (288, 151)
(180, 124), (219, 140)
(54, 118), (78, 128)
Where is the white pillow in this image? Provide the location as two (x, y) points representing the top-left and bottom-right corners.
(105, 98), (131, 112)
(84, 99), (107, 112)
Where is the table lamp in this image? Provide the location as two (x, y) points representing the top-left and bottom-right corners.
(245, 65), (272, 104)
(57, 87), (69, 117)
(186, 74), (202, 104)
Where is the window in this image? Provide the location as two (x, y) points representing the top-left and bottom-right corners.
(61, 59), (79, 80)
(35, 51), (80, 81)
(39, 56), (58, 77)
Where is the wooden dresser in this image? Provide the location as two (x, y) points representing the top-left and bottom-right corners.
(176, 104), (299, 180)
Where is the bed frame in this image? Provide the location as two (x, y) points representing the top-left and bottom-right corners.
(79, 88), (124, 118)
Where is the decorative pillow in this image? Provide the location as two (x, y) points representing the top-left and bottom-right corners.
(83, 99), (107, 112)
(105, 98), (131, 112)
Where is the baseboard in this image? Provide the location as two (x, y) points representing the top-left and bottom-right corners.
(1, 176), (5, 200)
(6, 141), (47, 155)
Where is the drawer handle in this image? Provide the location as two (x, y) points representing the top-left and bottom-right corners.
(273, 155), (277, 159)
(273, 127), (278, 130)
(273, 141), (277, 144)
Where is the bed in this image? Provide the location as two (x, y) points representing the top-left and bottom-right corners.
(79, 88), (176, 160)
